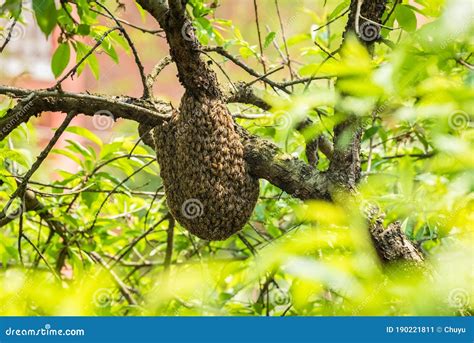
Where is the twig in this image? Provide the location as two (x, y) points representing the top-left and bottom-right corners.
(0, 86), (171, 141)
(359, 14), (399, 30)
(382, 0), (400, 25)
(246, 65), (284, 86)
(21, 233), (61, 281)
(18, 198), (24, 266)
(313, 8), (350, 33)
(143, 187), (164, 231)
(164, 216), (175, 272)
(51, 28), (119, 89)
(253, 0), (267, 79)
(280, 74), (336, 87)
(110, 214), (169, 268)
(89, 252), (137, 306)
(94, 2), (150, 98)
(0, 16), (19, 53)
(205, 47), (335, 91)
(88, 158), (156, 231)
(90, 8), (164, 36)
(361, 151), (435, 163)
(202, 46), (290, 94)
(274, 0), (295, 82)
(93, 154), (156, 174)
(233, 113), (270, 119)
(354, 0), (364, 37)
(238, 233), (257, 256)
(28, 186), (161, 197)
(201, 50), (238, 91)
(146, 55), (173, 95)
(1, 111), (76, 215)
(313, 40), (339, 60)
(455, 57), (474, 70)
(60, 0), (78, 25)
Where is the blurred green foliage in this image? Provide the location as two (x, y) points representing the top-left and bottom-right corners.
(0, 0), (472, 316)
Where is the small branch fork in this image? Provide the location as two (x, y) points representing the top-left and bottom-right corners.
(1, 111), (76, 218)
(94, 2), (150, 98)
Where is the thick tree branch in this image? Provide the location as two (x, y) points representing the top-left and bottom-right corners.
(138, 0), (221, 98)
(0, 84), (332, 203)
(225, 82), (271, 111)
(0, 86), (171, 141)
(367, 206), (424, 263)
(239, 127), (331, 200)
(330, 0), (424, 264)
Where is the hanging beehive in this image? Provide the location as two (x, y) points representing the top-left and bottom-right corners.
(153, 92), (259, 240)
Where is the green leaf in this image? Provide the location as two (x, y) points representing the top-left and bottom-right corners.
(81, 189), (99, 208)
(2, 0), (23, 18)
(77, 24), (91, 36)
(51, 43), (70, 78)
(328, 0), (350, 20)
(51, 148), (82, 165)
(101, 37), (119, 64)
(86, 53), (100, 79)
(396, 5), (417, 32)
(287, 33), (311, 46)
(33, 0), (58, 36)
(363, 126), (380, 141)
(264, 32), (276, 49)
(239, 46), (254, 59)
(134, 1), (147, 21)
(65, 139), (93, 159)
(66, 127), (103, 147)
(73, 41), (100, 78)
(109, 31), (130, 54)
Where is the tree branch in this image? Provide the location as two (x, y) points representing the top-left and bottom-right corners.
(0, 85), (171, 141)
(239, 127), (331, 200)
